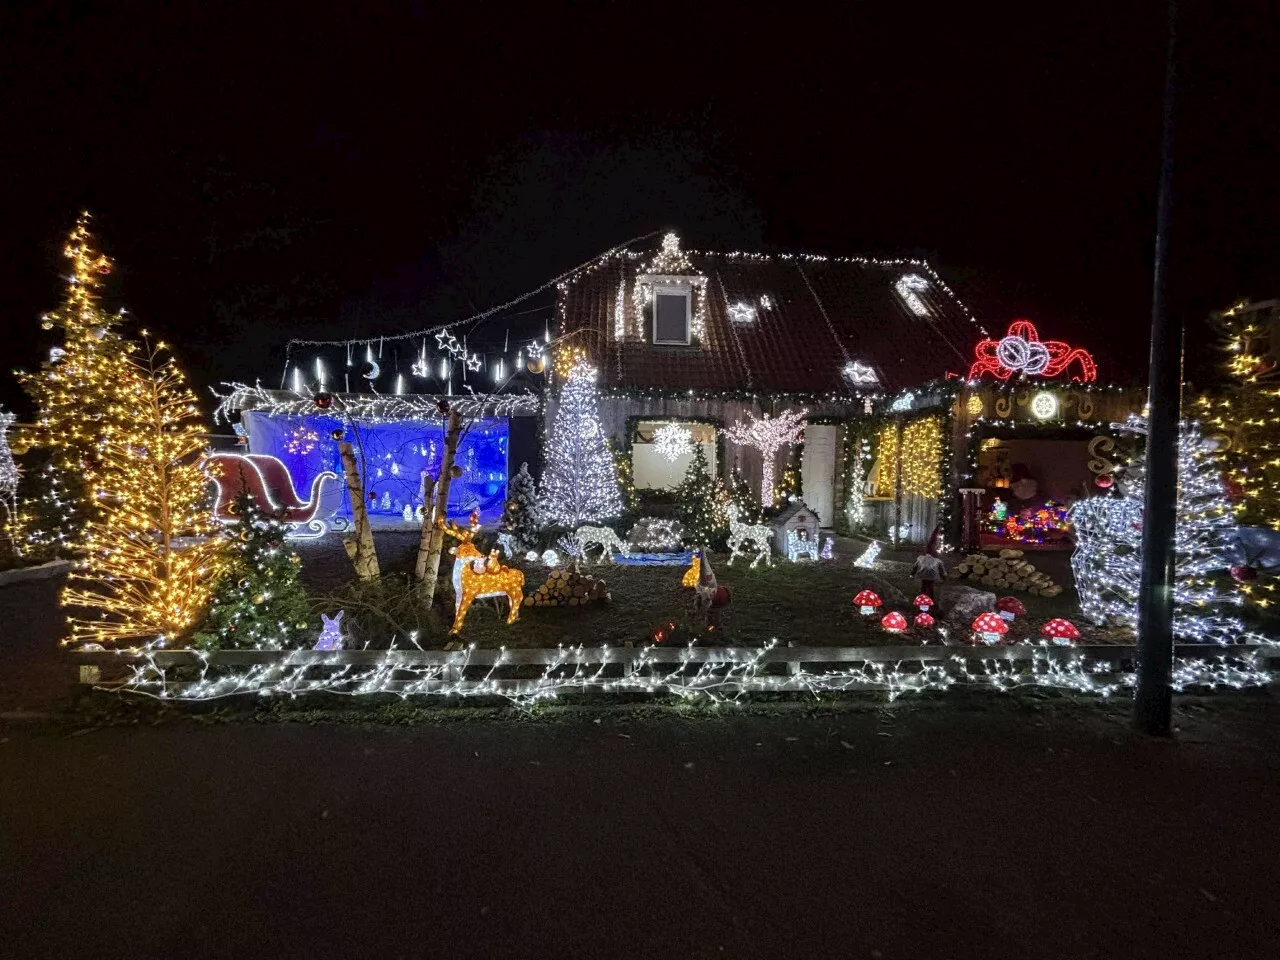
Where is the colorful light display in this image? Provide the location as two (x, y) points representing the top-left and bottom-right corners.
(967, 320), (1097, 382)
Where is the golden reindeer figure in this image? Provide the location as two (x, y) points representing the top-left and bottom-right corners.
(441, 519), (525, 634)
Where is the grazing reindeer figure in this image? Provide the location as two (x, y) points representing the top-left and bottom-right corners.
(573, 524), (629, 563)
(441, 519), (525, 634)
(726, 505), (773, 568)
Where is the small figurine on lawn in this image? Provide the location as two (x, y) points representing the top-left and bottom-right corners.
(692, 551), (731, 632)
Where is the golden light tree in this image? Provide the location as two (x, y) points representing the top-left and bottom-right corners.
(63, 334), (224, 646)
(1195, 300), (1280, 531)
(16, 213), (135, 554)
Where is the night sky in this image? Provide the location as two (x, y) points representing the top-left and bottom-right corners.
(3, 2), (1277, 414)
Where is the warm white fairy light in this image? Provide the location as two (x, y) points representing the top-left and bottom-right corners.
(652, 423), (694, 462)
(1069, 416), (1246, 644)
(725, 408), (807, 507)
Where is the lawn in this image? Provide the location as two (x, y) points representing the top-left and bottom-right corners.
(294, 532), (1132, 650)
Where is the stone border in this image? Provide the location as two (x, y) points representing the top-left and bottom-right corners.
(0, 560), (70, 588)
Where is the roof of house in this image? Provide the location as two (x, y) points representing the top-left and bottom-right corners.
(555, 235), (991, 394)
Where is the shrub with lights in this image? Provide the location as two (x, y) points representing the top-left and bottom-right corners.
(194, 491), (312, 650)
(499, 462), (542, 554)
(674, 445), (721, 547)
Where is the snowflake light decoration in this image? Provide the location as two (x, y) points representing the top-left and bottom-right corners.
(652, 423), (695, 462)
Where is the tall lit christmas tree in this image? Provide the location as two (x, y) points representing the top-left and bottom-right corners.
(16, 214), (134, 554)
(540, 359), (622, 526)
(1068, 417), (1244, 643)
(675, 445), (719, 546)
(1195, 300), (1280, 529)
(194, 492), (311, 650)
(63, 335), (224, 645)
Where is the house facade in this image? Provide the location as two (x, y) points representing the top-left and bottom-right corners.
(552, 232), (989, 529)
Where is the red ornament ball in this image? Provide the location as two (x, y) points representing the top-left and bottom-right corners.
(314, 392), (334, 410)
(1230, 565), (1258, 582)
(1094, 474), (1113, 489)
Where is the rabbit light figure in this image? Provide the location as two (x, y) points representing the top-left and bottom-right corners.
(314, 611), (345, 650)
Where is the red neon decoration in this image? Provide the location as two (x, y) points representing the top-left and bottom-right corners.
(967, 319), (1097, 382)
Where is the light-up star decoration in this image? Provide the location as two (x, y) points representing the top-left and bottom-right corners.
(728, 301), (757, 324)
(894, 274), (930, 316)
(411, 355), (430, 378)
(842, 361), (879, 386)
(968, 319), (1097, 382)
(652, 423), (694, 462)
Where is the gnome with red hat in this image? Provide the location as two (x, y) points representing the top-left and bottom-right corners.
(693, 549), (731, 631)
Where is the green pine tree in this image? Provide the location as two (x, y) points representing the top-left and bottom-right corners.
(726, 464), (760, 524)
(773, 443), (803, 509)
(193, 492), (312, 650)
(675, 445), (719, 547)
(500, 462), (542, 553)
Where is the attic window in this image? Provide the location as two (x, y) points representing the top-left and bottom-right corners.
(653, 286), (692, 344)
(895, 274), (930, 316)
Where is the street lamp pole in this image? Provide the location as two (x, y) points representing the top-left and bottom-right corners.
(1135, 0), (1181, 736)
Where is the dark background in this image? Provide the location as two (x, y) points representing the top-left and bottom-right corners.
(2, 2), (1277, 413)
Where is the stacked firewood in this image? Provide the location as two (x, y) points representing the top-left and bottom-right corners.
(954, 549), (1063, 597)
(525, 569), (611, 607)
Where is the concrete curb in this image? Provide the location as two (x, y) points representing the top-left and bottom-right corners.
(0, 559), (71, 587)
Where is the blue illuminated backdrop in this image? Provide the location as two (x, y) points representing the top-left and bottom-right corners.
(243, 412), (509, 524)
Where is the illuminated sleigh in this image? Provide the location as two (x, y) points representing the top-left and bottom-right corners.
(204, 452), (340, 539)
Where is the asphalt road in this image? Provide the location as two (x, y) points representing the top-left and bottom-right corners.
(3, 577), (1279, 959)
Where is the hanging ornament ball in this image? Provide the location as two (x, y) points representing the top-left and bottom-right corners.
(314, 392), (334, 410)
(449, 464), (464, 479)
(1094, 474), (1113, 489)
(527, 356), (546, 374)
(368, 491), (377, 501)
(239, 530), (252, 541)
(253, 594), (266, 605)
(290, 554), (302, 565)
(360, 361), (381, 380)
(329, 428), (344, 442)
(238, 578), (250, 589)
(711, 585), (731, 608)
(436, 399), (451, 415)
(1230, 565), (1258, 582)
(1224, 478), (1245, 501)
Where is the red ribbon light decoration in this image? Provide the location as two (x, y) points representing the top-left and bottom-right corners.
(967, 320), (1097, 382)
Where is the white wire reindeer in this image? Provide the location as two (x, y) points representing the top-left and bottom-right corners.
(573, 524), (629, 563)
(726, 505), (772, 568)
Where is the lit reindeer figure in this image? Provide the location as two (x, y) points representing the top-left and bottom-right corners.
(441, 519), (526, 634)
(573, 524), (629, 563)
(726, 505), (772, 568)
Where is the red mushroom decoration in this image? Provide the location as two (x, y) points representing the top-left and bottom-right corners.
(853, 589), (882, 616)
(881, 611), (908, 633)
(913, 594), (934, 612)
(914, 611), (935, 629)
(996, 596), (1026, 622)
(1040, 618), (1081, 645)
(1230, 565), (1258, 583)
(971, 612), (1009, 644)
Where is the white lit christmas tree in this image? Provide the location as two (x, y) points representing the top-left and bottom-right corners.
(1068, 416), (1244, 644)
(540, 360), (622, 526)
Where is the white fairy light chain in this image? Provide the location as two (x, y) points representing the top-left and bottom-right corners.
(94, 641), (1276, 707)
(212, 382), (539, 426)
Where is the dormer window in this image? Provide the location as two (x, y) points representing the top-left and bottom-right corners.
(653, 285), (692, 344)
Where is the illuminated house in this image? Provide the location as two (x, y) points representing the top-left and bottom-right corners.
(552, 232), (988, 530)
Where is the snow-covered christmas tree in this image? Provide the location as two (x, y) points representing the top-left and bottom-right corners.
(540, 360), (622, 527)
(500, 462), (542, 552)
(675, 445), (719, 547)
(1068, 416), (1244, 643)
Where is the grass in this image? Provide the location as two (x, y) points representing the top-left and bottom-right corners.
(301, 533), (1135, 650)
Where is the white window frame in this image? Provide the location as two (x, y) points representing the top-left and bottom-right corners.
(652, 284), (692, 345)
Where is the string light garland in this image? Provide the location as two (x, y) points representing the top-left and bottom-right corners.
(212, 383), (538, 426)
(63, 334), (225, 646)
(0, 411), (19, 558)
(876, 417), (943, 500)
(724, 408), (807, 508)
(85, 642), (1277, 705)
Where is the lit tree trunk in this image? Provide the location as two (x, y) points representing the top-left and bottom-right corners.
(412, 471), (438, 583)
(339, 440), (379, 579)
(417, 408), (462, 605)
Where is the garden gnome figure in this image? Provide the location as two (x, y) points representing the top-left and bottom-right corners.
(693, 549), (724, 631)
(910, 525), (947, 605)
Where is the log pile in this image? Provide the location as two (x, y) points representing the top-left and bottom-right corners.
(524, 569), (610, 608)
(954, 549), (1063, 597)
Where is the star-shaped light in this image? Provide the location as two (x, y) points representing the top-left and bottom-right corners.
(466, 354), (482, 372)
(842, 361), (879, 385)
(411, 356), (430, 378)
